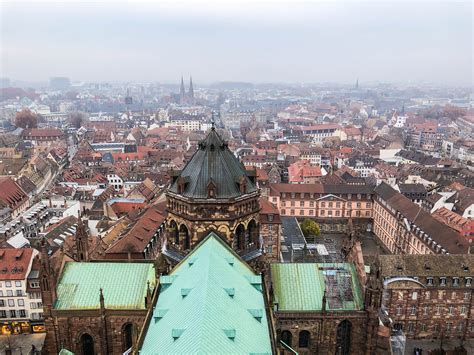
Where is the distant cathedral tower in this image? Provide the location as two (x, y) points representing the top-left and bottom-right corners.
(179, 76), (195, 105)
(180, 76), (186, 104)
(355, 78), (359, 90)
(189, 76), (194, 103)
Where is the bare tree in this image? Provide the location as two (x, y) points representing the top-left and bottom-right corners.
(14, 109), (38, 128)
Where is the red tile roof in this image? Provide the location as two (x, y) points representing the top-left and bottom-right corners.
(0, 177), (28, 211)
(22, 128), (63, 138)
(105, 206), (165, 256)
(288, 160), (323, 183)
(0, 248), (34, 280)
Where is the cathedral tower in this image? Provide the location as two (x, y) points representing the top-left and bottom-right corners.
(165, 127), (261, 261)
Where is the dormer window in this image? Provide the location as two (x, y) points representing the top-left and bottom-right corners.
(453, 277), (459, 287)
(207, 180), (217, 198)
(268, 214), (274, 222)
(238, 176), (247, 194)
(427, 277), (434, 286)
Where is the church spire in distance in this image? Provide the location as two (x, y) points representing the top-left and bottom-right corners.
(189, 76), (194, 100)
(180, 76), (186, 103)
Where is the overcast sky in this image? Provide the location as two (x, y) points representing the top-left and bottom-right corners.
(1, 0), (472, 85)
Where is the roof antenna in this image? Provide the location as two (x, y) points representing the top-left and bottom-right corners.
(211, 112), (215, 130)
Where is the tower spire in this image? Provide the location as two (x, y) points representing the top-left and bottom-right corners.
(75, 211), (90, 262)
(189, 76), (194, 101)
(180, 76), (186, 104)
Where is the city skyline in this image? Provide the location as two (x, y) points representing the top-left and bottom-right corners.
(1, 0), (472, 86)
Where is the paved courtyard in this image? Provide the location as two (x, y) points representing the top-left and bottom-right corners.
(405, 338), (474, 354)
(0, 333), (45, 355)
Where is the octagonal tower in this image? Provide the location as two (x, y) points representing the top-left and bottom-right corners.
(165, 126), (261, 259)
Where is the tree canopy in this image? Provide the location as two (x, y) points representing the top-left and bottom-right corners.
(68, 112), (87, 128)
(300, 218), (321, 242)
(14, 109), (38, 129)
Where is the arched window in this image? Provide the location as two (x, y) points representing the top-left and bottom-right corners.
(299, 330), (310, 348)
(122, 323), (134, 351)
(235, 224), (246, 251)
(179, 224), (190, 250)
(169, 220), (179, 246)
(336, 320), (352, 355)
(280, 330), (292, 348)
(80, 333), (95, 355)
(248, 219), (259, 248)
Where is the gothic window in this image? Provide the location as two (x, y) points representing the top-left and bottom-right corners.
(335, 320), (352, 355)
(280, 330), (292, 348)
(298, 330), (310, 348)
(248, 220), (259, 247)
(236, 224), (246, 251)
(179, 224), (190, 250)
(169, 221), (179, 246)
(80, 333), (95, 355)
(122, 323), (134, 351)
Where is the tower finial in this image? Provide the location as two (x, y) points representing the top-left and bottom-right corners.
(211, 111), (215, 130)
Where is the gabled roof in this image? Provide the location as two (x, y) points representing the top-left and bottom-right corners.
(374, 183), (470, 254)
(0, 248), (35, 281)
(54, 262), (155, 310)
(0, 177), (28, 210)
(105, 205), (165, 256)
(140, 232), (272, 354)
(168, 128), (257, 199)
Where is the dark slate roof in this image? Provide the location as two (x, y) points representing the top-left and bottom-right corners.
(396, 149), (440, 166)
(374, 183), (470, 254)
(398, 183), (427, 194)
(379, 254), (474, 277)
(168, 128), (257, 199)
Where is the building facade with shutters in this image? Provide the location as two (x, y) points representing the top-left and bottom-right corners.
(268, 184), (374, 233)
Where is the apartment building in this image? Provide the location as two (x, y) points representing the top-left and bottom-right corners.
(0, 248), (43, 335)
(164, 118), (202, 131)
(290, 124), (341, 143)
(379, 254), (473, 340)
(268, 183), (373, 232)
(373, 183), (470, 255)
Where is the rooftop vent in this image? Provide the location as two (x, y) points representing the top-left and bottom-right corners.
(226, 257), (234, 266)
(172, 328), (185, 340)
(153, 309), (168, 323)
(181, 288), (191, 298)
(224, 288), (235, 298)
(223, 328), (236, 341)
(188, 258), (196, 267)
(248, 309), (263, 322)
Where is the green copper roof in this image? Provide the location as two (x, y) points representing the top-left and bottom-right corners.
(140, 232), (272, 354)
(271, 263), (363, 312)
(54, 262), (155, 310)
(168, 128), (257, 199)
(58, 349), (74, 355)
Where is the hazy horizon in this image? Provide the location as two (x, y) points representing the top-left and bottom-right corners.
(1, 1), (472, 86)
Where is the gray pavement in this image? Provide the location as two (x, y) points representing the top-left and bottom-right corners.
(0, 333), (45, 355)
(405, 338), (474, 354)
